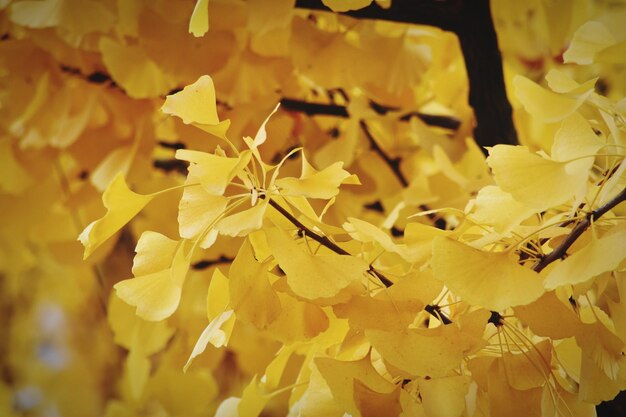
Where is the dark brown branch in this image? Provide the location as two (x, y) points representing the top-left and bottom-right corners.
(295, 0), (458, 28)
(268, 198), (350, 256)
(281, 98), (349, 118)
(533, 186), (626, 272)
(360, 121), (447, 230)
(280, 97), (461, 130)
(360, 120), (407, 187)
(192, 255), (234, 270)
(153, 159), (188, 175)
(294, 0), (518, 149)
(424, 304), (453, 325)
(268, 198), (393, 287)
(398, 112), (461, 130)
(59, 64), (121, 90)
(158, 140), (186, 150)
(268, 198), (452, 323)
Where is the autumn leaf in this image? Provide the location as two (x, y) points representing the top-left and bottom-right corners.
(78, 173), (153, 259)
(366, 325), (471, 377)
(114, 232), (189, 321)
(432, 237), (545, 311)
(275, 153), (359, 199)
(189, 0), (210, 37)
(161, 75), (230, 139)
(265, 226), (368, 301)
(228, 239), (281, 329)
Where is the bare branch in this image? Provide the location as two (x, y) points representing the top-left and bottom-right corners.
(280, 98), (461, 130)
(192, 255), (234, 270)
(268, 198), (392, 286)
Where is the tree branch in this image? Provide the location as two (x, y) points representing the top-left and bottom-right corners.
(192, 255), (234, 270)
(360, 121), (447, 229)
(280, 98), (461, 130)
(294, 0), (518, 148)
(359, 120), (407, 187)
(281, 98), (349, 118)
(267, 198), (452, 323)
(533, 186), (626, 272)
(268, 198), (393, 286)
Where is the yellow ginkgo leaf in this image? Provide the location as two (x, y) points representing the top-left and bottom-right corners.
(334, 274), (438, 331)
(403, 222), (451, 265)
(124, 349), (151, 400)
(513, 75), (593, 123)
(90, 145), (133, 192)
(551, 112), (604, 162)
(353, 380), (402, 417)
(183, 268), (237, 369)
(315, 355), (396, 417)
(176, 149), (251, 195)
(488, 359), (543, 417)
(579, 353), (626, 404)
(184, 309), (234, 372)
(161, 75), (231, 139)
(107, 293), (175, 355)
(264, 345), (297, 389)
(545, 228), (626, 289)
(576, 306), (624, 380)
(238, 375), (268, 417)
(178, 176), (228, 247)
(10, 0), (114, 35)
(366, 325), (470, 377)
(431, 237), (545, 311)
(229, 240), (281, 329)
(114, 233), (189, 321)
(595, 41), (626, 64)
(500, 340), (552, 390)
(487, 145), (593, 211)
(214, 200), (268, 237)
(275, 154), (359, 199)
(189, 0), (209, 37)
(467, 185), (536, 233)
(322, 0), (374, 13)
(544, 69), (598, 94)
(265, 226), (368, 301)
(184, 268), (237, 370)
(78, 173), (153, 259)
(251, 102), (280, 149)
(344, 217), (406, 258)
(265, 292), (329, 343)
(100, 37), (176, 99)
(563, 21), (616, 65)
(418, 375), (470, 417)
(513, 292), (581, 339)
(207, 268), (231, 320)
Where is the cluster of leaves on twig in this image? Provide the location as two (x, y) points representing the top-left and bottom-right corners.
(1, 1), (626, 416)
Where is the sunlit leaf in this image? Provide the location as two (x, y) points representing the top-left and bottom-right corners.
(78, 173), (153, 259)
(266, 226), (368, 301)
(432, 237), (545, 311)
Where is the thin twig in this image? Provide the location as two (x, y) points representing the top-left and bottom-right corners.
(192, 255), (234, 270)
(360, 121), (447, 229)
(268, 198), (393, 286)
(268, 198), (452, 324)
(280, 98), (461, 130)
(359, 120), (408, 186)
(533, 186), (626, 272)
